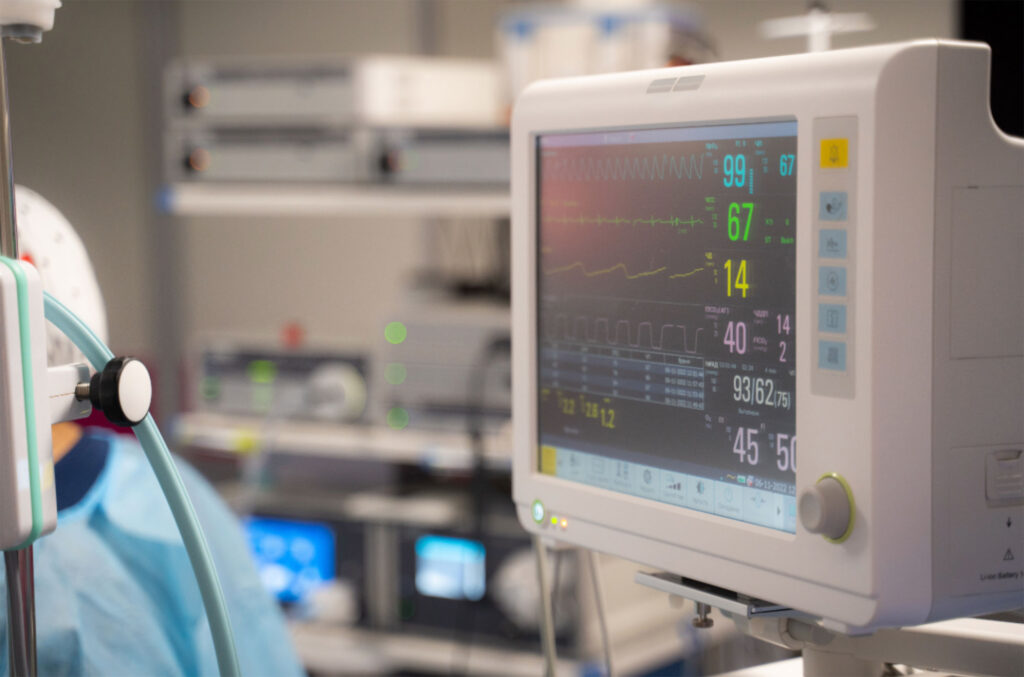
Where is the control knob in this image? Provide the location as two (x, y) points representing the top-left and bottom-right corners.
(799, 475), (854, 541)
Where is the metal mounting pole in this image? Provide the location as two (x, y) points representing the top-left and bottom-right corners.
(0, 34), (38, 677)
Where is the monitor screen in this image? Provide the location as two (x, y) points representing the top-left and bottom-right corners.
(536, 120), (798, 533)
(245, 516), (336, 603)
(415, 535), (487, 601)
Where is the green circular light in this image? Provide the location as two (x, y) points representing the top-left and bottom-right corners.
(386, 407), (410, 430)
(384, 322), (407, 345)
(384, 363), (407, 385)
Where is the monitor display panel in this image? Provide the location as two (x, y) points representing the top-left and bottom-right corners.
(245, 516), (336, 603)
(414, 535), (487, 601)
(536, 120), (798, 532)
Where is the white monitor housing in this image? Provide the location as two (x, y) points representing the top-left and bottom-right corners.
(511, 40), (1023, 634)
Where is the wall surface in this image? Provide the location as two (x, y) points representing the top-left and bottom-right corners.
(6, 2), (153, 355)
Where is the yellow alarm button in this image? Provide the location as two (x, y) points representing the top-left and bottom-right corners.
(820, 138), (849, 168)
(540, 446), (558, 475)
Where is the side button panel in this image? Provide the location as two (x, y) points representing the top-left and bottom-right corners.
(812, 117), (857, 399)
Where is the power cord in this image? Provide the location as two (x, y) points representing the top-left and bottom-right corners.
(534, 536), (558, 677)
(587, 550), (614, 677)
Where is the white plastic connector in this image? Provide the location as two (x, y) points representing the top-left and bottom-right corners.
(0, 258), (57, 550)
(47, 362), (91, 424)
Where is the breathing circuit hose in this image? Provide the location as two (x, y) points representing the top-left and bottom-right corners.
(43, 291), (241, 677)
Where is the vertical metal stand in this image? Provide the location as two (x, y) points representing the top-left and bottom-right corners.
(0, 35), (38, 677)
(4, 552), (35, 677)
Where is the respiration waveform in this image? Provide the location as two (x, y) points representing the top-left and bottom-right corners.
(546, 314), (704, 354)
(544, 153), (705, 182)
(544, 261), (706, 281)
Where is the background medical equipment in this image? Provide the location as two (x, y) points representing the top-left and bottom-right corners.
(497, 3), (713, 105)
(192, 345), (369, 423)
(167, 56), (502, 129)
(219, 475), (698, 675)
(512, 38), (1023, 642)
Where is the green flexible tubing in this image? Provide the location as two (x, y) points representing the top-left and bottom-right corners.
(43, 291), (241, 677)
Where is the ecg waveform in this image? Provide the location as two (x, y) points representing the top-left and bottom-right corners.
(544, 262), (706, 281)
(546, 314), (704, 353)
(544, 153), (705, 182)
(544, 214), (704, 235)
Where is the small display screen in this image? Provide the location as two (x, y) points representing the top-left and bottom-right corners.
(245, 516), (336, 603)
(536, 121), (798, 532)
(415, 535), (486, 601)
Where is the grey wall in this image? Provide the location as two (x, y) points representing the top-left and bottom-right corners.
(5, 0), (957, 412)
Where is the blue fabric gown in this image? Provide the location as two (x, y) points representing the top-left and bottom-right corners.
(0, 429), (305, 676)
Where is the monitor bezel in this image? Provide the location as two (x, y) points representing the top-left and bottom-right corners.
(510, 61), (881, 612)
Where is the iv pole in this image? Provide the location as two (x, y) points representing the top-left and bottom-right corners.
(0, 34), (38, 677)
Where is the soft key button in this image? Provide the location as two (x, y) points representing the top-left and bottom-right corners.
(819, 192), (848, 221)
(818, 304), (847, 334)
(819, 138), (849, 168)
(819, 229), (848, 259)
(818, 341), (847, 371)
(818, 266), (847, 297)
(986, 449), (1024, 505)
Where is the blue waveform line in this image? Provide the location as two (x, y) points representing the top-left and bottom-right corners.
(544, 153), (705, 182)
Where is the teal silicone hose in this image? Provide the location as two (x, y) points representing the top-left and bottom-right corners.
(43, 291), (241, 677)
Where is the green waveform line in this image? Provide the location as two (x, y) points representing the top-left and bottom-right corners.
(545, 214), (704, 234)
(544, 261), (706, 281)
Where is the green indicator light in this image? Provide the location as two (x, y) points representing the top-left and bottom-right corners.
(247, 359), (277, 385)
(531, 500), (545, 523)
(384, 363), (407, 385)
(387, 407), (410, 430)
(384, 321), (407, 345)
(550, 517), (558, 526)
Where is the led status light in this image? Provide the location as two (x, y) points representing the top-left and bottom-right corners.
(532, 500), (545, 523)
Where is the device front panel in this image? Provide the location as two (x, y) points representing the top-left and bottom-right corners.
(510, 45), (931, 625)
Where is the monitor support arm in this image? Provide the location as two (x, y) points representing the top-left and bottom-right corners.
(637, 571), (1024, 676)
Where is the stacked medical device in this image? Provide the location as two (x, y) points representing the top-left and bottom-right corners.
(164, 57), (509, 187)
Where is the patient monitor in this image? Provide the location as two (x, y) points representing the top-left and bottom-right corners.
(511, 40), (1023, 633)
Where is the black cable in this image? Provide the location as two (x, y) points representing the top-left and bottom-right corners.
(447, 334), (510, 675)
(466, 335), (511, 535)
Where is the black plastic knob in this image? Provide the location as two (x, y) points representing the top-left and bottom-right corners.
(89, 357), (152, 427)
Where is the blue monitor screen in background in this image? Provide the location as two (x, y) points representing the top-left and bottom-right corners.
(415, 535), (486, 601)
(245, 516), (336, 603)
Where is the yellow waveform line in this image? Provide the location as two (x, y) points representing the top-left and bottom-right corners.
(544, 262), (707, 280)
(669, 267), (705, 279)
(545, 262), (667, 279)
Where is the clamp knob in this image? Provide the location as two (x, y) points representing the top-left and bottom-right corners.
(76, 357), (152, 427)
(799, 475), (854, 542)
